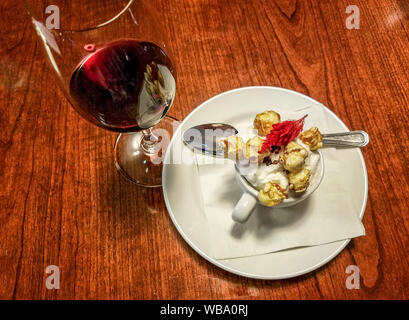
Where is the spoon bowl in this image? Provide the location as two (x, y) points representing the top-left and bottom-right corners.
(182, 123), (238, 157)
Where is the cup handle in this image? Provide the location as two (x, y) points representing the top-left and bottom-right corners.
(232, 193), (258, 223)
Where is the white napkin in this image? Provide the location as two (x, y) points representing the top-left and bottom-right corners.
(194, 104), (366, 260)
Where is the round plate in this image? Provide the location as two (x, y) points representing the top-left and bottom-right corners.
(162, 86), (368, 280)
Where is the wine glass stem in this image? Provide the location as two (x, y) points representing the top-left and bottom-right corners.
(141, 128), (159, 155)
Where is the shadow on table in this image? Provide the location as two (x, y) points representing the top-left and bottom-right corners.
(95, 156), (166, 239)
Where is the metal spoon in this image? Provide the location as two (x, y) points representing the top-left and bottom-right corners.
(183, 123), (237, 157)
(182, 123), (369, 156)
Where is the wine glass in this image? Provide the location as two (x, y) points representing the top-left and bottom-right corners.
(25, 0), (178, 187)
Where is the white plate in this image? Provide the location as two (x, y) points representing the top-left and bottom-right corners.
(162, 86), (368, 280)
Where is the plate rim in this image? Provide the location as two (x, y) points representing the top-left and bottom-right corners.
(162, 86), (368, 280)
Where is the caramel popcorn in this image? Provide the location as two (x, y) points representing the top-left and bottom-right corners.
(258, 182), (288, 207)
(220, 136), (245, 160)
(280, 142), (308, 173)
(245, 137), (271, 163)
(253, 110), (281, 136)
(299, 127), (323, 151)
(288, 168), (311, 192)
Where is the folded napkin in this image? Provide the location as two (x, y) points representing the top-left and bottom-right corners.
(193, 104), (365, 260)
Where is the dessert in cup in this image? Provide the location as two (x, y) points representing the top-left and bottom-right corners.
(220, 110), (324, 223)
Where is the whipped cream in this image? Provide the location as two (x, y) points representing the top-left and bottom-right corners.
(245, 161), (288, 190)
(244, 138), (320, 195)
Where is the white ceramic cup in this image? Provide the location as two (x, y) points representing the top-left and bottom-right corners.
(232, 150), (325, 223)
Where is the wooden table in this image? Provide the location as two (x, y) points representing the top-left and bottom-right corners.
(1, 0), (408, 300)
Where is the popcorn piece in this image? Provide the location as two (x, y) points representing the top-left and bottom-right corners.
(220, 136), (245, 160)
(280, 142), (308, 172)
(299, 127), (323, 151)
(288, 168), (311, 192)
(253, 110), (281, 136)
(245, 137), (271, 163)
(258, 182), (288, 207)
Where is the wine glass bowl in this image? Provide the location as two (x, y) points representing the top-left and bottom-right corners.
(69, 39), (176, 132)
(26, 0), (178, 187)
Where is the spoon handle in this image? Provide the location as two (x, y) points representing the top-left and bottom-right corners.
(322, 130), (369, 147)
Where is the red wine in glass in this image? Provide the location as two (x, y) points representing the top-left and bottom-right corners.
(28, 0), (179, 187)
(69, 39), (176, 132)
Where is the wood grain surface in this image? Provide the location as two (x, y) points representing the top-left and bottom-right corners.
(1, 0), (409, 299)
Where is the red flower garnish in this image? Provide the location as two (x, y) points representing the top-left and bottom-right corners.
(259, 115), (308, 153)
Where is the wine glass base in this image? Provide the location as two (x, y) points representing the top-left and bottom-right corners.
(114, 115), (180, 187)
